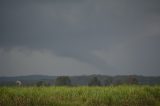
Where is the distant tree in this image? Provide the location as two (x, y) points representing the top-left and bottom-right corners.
(36, 81), (44, 87)
(45, 82), (51, 86)
(127, 76), (138, 85)
(55, 76), (71, 86)
(104, 77), (113, 86)
(88, 77), (101, 86)
(36, 81), (51, 87)
(113, 79), (123, 85)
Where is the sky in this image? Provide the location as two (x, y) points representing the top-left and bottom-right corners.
(0, 0), (160, 76)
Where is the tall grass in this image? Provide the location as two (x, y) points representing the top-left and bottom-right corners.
(0, 85), (160, 106)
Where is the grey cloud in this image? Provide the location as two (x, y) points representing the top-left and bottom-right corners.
(0, 48), (100, 76)
(0, 0), (160, 75)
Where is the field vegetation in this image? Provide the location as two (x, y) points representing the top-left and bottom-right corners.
(0, 85), (160, 106)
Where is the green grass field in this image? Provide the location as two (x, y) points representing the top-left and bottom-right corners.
(0, 85), (160, 106)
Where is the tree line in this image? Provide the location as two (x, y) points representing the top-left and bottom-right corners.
(36, 75), (138, 87)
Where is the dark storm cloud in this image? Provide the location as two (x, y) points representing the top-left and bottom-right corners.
(0, 0), (160, 76)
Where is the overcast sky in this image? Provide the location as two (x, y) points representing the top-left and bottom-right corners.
(0, 0), (160, 76)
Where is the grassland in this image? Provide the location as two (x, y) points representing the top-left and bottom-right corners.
(0, 85), (160, 106)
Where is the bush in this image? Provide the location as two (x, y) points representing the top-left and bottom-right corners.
(88, 77), (101, 86)
(55, 76), (72, 86)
